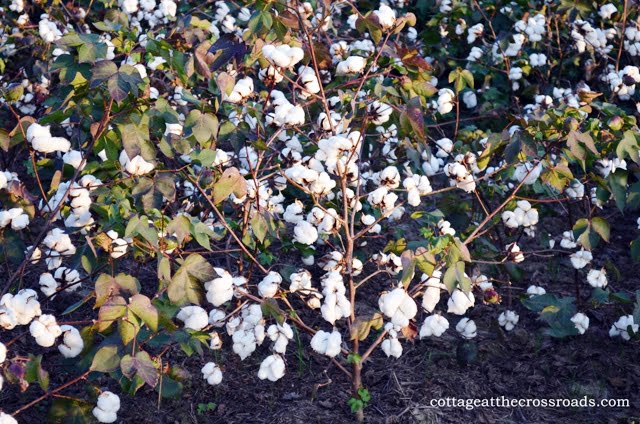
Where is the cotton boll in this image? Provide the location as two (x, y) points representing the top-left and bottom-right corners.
(58, 325), (84, 358)
(119, 151), (155, 175)
(609, 315), (638, 340)
(258, 272), (282, 298)
(205, 269), (235, 306)
(92, 391), (120, 423)
(310, 329), (342, 358)
(526, 285), (546, 296)
(208, 309), (226, 327)
(258, 354), (285, 382)
(176, 306), (209, 331)
(29, 314), (62, 347)
(293, 220), (318, 245)
(373, 4), (396, 31)
(455, 318), (477, 339)
(267, 322), (294, 353)
(462, 91), (477, 108)
(262, 44), (304, 68)
(599, 4), (617, 20)
(447, 289), (475, 315)
(27, 123), (71, 153)
(2, 289), (42, 325)
(571, 313), (589, 335)
(378, 288), (417, 328)
(209, 331), (223, 350)
(335, 56), (367, 75)
(419, 315), (449, 337)
(225, 77), (254, 103)
(0, 306), (17, 330)
(586, 268), (607, 288)
(0, 342), (6, 364)
(0, 413), (18, 424)
(381, 329), (402, 358)
(560, 231), (577, 249)
(201, 362), (223, 385)
(498, 310), (519, 331)
(570, 249), (592, 269)
(421, 271), (443, 312)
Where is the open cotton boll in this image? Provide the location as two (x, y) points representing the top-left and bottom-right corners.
(368, 101), (393, 125)
(560, 231), (577, 249)
(335, 56), (367, 75)
(570, 249), (592, 269)
(0, 342), (6, 364)
(419, 315), (449, 337)
(258, 354), (285, 382)
(586, 268), (607, 288)
(498, 310), (519, 331)
(208, 309), (226, 327)
(0, 412), (18, 424)
(310, 329), (342, 358)
(106, 230), (130, 259)
(298, 66), (321, 98)
(267, 322), (294, 353)
(455, 318), (477, 339)
(262, 44), (304, 68)
(436, 88), (455, 114)
(571, 313), (589, 335)
(176, 306), (209, 331)
(421, 271), (443, 312)
(58, 325), (84, 358)
(225, 77), (254, 103)
(92, 391), (120, 424)
(609, 315), (638, 340)
(2, 289), (42, 325)
(526, 285), (546, 296)
(119, 151), (155, 175)
(293, 220), (318, 245)
(378, 288), (417, 328)
(205, 268), (235, 306)
(258, 271), (282, 298)
(289, 269), (313, 293)
(201, 362), (223, 385)
(29, 314), (62, 347)
(27, 123), (71, 153)
(447, 289), (474, 315)
(373, 4), (396, 31)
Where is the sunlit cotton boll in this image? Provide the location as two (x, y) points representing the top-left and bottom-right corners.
(92, 391), (120, 423)
(586, 268), (607, 288)
(455, 318), (477, 339)
(262, 44), (305, 68)
(27, 123), (71, 153)
(335, 56), (367, 75)
(381, 327), (403, 358)
(119, 151), (154, 175)
(310, 329), (342, 358)
(258, 354), (285, 382)
(225, 77), (254, 103)
(176, 306), (209, 331)
(201, 362), (223, 385)
(258, 271), (282, 298)
(436, 88), (455, 114)
(419, 314), (449, 337)
(447, 289), (475, 315)
(58, 325), (84, 357)
(462, 91), (477, 108)
(293, 220), (319, 245)
(571, 313), (589, 335)
(526, 285), (546, 296)
(29, 314), (62, 347)
(498, 310), (519, 331)
(267, 322), (294, 353)
(378, 287), (418, 328)
(205, 268), (235, 306)
(373, 4), (396, 31)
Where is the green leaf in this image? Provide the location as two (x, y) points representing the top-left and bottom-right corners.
(443, 266), (456, 294)
(119, 313), (140, 345)
(129, 294), (159, 332)
(24, 354), (49, 391)
(95, 273), (141, 307)
(90, 345), (120, 372)
(617, 130), (640, 164)
(212, 167), (247, 204)
(120, 351), (159, 388)
(97, 296), (127, 332)
(185, 110), (219, 145)
(591, 217), (610, 243)
(49, 398), (94, 424)
(261, 298), (285, 325)
(168, 254), (215, 305)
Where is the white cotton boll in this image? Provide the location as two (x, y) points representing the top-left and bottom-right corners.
(62, 150), (85, 170)
(0, 412), (18, 424)
(462, 91), (477, 108)
(498, 310), (519, 331)
(262, 44), (305, 68)
(29, 314), (62, 347)
(201, 362), (223, 385)
(208, 309), (226, 327)
(310, 329), (342, 358)
(421, 272), (443, 312)
(293, 220), (318, 245)
(456, 318), (477, 339)
(258, 354), (285, 382)
(506, 242), (525, 263)
(0, 342), (6, 364)
(258, 272), (282, 298)
(586, 268), (607, 288)
(467, 46), (483, 62)
(232, 329), (257, 359)
(560, 231), (577, 249)
(0, 306), (18, 330)
(106, 230), (129, 259)
(419, 315), (449, 337)
(529, 53), (547, 67)
(381, 333), (403, 358)
(570, 249), (592, 269)
(302, 255), (315, 266)
(119, 151), (155, 175)
(571, 313), (589, 335)
(378, 288), (418, 328)
(39, 15), (62, 43)
(8, 209), (29, 231)
(509, 67), (523, 81)
(93, 391), (120, 423)
(526, 285), (546, 296)
(447, 289), (475, 315)
(565, 180), (584, 199)
(298, 66), (321, 98)
(289, 270), (313, 293)
(119, 0), (139, 14)
(3, 289), (42, 325)
(284, 201), (304, 224)
(39, 273), (58, 297)
(373, 4), (396, 31)
(205, 269), (235, 306)
(599, 3), (617, 19)
(267, 322), (294, 353)
(436, 89), (455, 114)
(27, 123), (71, 154)
(58, 325), (84, 358)
(336, 56), (367, 75)
(225, 77), (254, 103)
(368, 101), (393, 125)
(176, 306), (209, 331)
(609, 315), (638, 340)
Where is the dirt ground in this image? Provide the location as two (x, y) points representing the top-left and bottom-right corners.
(2, 211), (640, 424)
